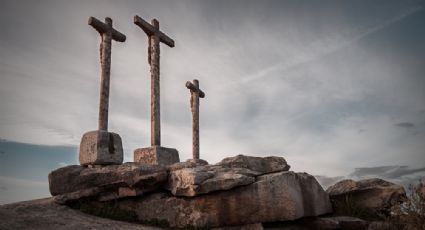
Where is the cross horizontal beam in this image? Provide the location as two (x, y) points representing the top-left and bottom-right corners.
(88, 17), (126, 42)
(186, 81), (205, 98)
(134, 15), (175, 47)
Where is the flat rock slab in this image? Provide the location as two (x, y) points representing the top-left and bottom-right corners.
(218, 154), (290, 173)
(166, 155), (290, 197)
(114, 171), (332, 228)
(0, 198), (163, 230)
(48, 163), (167, 203)
(326, 178), (406, 215)
(167, 164), (260, 197)
(134, 146), (180, 166)
(166, 159), (209, 171)
(79, 130), (123, 165)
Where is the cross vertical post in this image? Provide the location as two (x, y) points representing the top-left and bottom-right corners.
(186, 79), (205, 160)
(88, 16), (126, 131)
(79, 16), (125, 166)
(133, 15), (180, 166)
(134, 15), (174, 147)
(98, 18), (112, 131)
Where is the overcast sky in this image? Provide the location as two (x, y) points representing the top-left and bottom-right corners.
(1, 0), (425, 202)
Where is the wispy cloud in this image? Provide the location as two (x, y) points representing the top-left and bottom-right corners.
(58, 162), (68, 167)
(316, 165), (425, 189)
(394, 122), (419, 135)
(228, 5), (424, 86)
(394, 122), (415, 129)
(1, 0), (424, 180)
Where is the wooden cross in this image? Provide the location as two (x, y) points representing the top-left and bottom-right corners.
(186, 79), (205, 160)
(88, 17), (126, 131)
(134, 15), (175, 146)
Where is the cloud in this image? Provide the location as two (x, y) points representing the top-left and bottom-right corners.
(316, 165), (425, 189)
(227, 5), (424, 86)
(58, 162), (68, 167)
(394, 122), (416, 129)
(350, 165), (425, 189)
(1, 0), (424, 181)
(350, 165), (425, 179)
(393, 122), (419, 135)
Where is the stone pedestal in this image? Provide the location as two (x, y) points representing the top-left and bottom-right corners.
(134, 146), (179, 166)
(79, 130), (123, 165)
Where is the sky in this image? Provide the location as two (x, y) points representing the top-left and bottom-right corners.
(1, 0), (425, 204)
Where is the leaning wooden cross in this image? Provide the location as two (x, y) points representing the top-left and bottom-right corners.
(186, 79), (205, 160)
(133, 15), (180, 165)
(79, 17), (125, 166)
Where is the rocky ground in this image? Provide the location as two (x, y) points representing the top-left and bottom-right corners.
(0, 154), (415, 230)
(0, 198), (162, 230)
(0, 198), (399, 230)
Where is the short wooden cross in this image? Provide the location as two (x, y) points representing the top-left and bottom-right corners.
(186, 79), (205, 160)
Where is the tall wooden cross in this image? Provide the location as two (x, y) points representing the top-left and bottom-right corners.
(186, 79), (205, 160)
(88, 17), (126, 131)
(134, 15), (175, 147)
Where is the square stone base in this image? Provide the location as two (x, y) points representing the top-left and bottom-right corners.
(134, 146), (180, 166)
(79, 130), (123, 166)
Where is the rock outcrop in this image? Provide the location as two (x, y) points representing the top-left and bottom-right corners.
(326, 178), (407, 215)
(8, 154), (414, 229)
(48, 155), (332, 228)
(166, 155), (291, 197)
(113, 171), (331, 228)
(49, 163), (167, 204)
